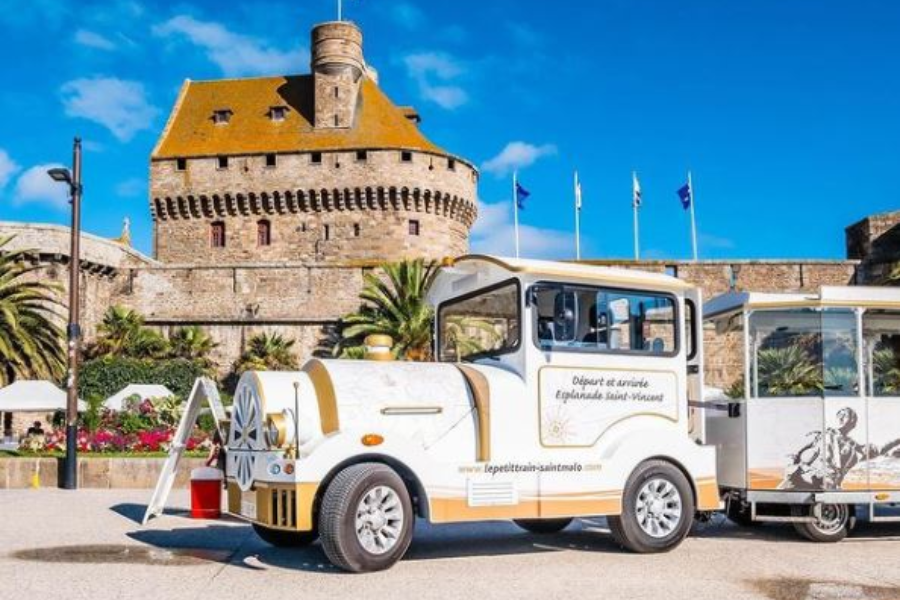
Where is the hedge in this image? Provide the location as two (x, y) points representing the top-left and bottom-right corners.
(78, 357), (208, 401)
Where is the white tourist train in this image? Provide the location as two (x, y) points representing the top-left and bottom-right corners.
(210, 256), (900, 572)
(224, 255), (720, 572)
(702, 287), (900, 541)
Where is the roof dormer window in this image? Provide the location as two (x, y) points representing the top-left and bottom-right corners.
(269, 106), (288, 122)
(212, 109), (233, 125)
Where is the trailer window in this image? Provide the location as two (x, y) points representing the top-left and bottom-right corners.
(863, 310), (900, 397)
(437, 280), (520, 362)
(532, 285), (677, 356)
(749, 309), (857, 398)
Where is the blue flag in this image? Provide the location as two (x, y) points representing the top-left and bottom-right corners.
(677, 182), (691, 209)
(516, 182), (531, 210)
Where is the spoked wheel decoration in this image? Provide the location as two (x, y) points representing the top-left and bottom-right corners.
(355, 485), (405, 555)
(230, 384), (264, 491)
(634, 478), (684, 539)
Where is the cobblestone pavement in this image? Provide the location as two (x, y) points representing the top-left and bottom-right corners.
(2, 489), (900, 600)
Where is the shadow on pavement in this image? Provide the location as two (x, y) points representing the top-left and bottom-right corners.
(110, 502), (189, 524)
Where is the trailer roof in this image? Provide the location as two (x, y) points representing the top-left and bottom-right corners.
(704, 286), (900, 319)
(449, 255), (693, 291)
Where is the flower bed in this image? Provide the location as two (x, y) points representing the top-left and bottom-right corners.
(18, 395), (214, 455)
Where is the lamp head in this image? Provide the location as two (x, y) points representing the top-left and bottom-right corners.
(47, 168), (72, 184)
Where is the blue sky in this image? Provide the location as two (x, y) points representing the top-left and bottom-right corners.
(0, 0), (898, 261)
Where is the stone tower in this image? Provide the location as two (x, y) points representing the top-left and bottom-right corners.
(311, 21), (365, 129)
(148, 20), (478, 266)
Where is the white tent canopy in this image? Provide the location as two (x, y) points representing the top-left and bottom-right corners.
(104, 384), (174, 411)
(0, 380), (86, 412)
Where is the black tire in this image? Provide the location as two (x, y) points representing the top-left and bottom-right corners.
(791, 504), (853, 543)
(318, 463), (415, 573)
(252, 523), (318, 547)
(513, 518), (573, 534)
(607, 460), (695, 553)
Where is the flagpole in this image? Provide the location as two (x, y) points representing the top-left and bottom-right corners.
(337, 0), (342, 21)
(632, 171), (640, 261)
(574, 171), (581, 261)
(688, 170), (698, 261)
(513, 171), (520, 259)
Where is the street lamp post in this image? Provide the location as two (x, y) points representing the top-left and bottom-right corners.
(48, 137), (83, 490)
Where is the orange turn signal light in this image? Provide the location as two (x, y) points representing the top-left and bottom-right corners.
(876, 492), (889, 501)
(284, 462), (295, 475)
(361, 433), (384, 447)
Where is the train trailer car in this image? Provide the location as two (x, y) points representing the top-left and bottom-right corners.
(703, 287), (900, 542)
(223, 255), (719, 572)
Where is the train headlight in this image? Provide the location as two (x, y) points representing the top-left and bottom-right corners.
(264, 413), (288, 448)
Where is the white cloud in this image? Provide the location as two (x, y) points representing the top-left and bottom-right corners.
(403, 52), (469, 110)
(152, 15), (305, 77)
(13, 164), (70, 210)
(75, 29), (116, 51)
(471, 200), (575, 259)
(481, 141), (557, 177)
(699, 232), (735, 249)
(115, 177), (145, 197)
(61, 77), (160, 142)
(391, 2), (425, 29)
(0, 149), (21, 189)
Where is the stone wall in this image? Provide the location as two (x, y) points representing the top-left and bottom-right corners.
(112, 262), (374, 371)
(0, 456), (208, 489)
(150, 149), (478, 264)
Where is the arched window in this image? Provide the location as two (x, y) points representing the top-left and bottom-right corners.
(210, 221), (226, 248)
(257, 220), (271, 246)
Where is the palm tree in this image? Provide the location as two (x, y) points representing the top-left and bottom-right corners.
(0, 236), (66, 386)
(169, 325), (217, 363)
(757, 345), (823, 396)
(89, 305), (169, 359)
(336, 259), (439, 361)
(235, 332), (298, 373)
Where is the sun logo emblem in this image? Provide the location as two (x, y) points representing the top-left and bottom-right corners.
(543, 406), (576, 445)
(229, 384), (264, 491)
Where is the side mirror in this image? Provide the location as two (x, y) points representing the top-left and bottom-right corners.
(553, 291), (578, 342)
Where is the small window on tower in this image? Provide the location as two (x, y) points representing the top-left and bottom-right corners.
(217, 156), (229, 170)
(269, 106), (287, 122)
(356, 150), (368, 162)
(447, 158), (456, 171)
(353, 223), (361, 237)
(401, 151), (413, 163)
(257, 220), (271, 246)
(334, 86), (339, 98)
(175, 158), (187, 171)
(212, 109), (232, 125)
(311, 152), (322, 165)
(210, 222), (226, 248)
(408, 219), (420, 236)
(323, 224), (331, 241)
(265, 153), (277, 168)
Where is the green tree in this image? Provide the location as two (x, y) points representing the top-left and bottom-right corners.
(757, 346), (823, 396)
(234, 332), (298, 373)
(336, 258), (439, 361)
(89, 305), (169, 359)
(0, 236), (66, 385)
(169, 325), (217, 363)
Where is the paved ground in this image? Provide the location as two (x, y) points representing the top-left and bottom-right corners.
(2, 489), (900, 600)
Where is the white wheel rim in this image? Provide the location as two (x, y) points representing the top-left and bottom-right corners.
(635, 478), (683, 539)
(355, 485), (404, 555)
(812, 504), (848, 535)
